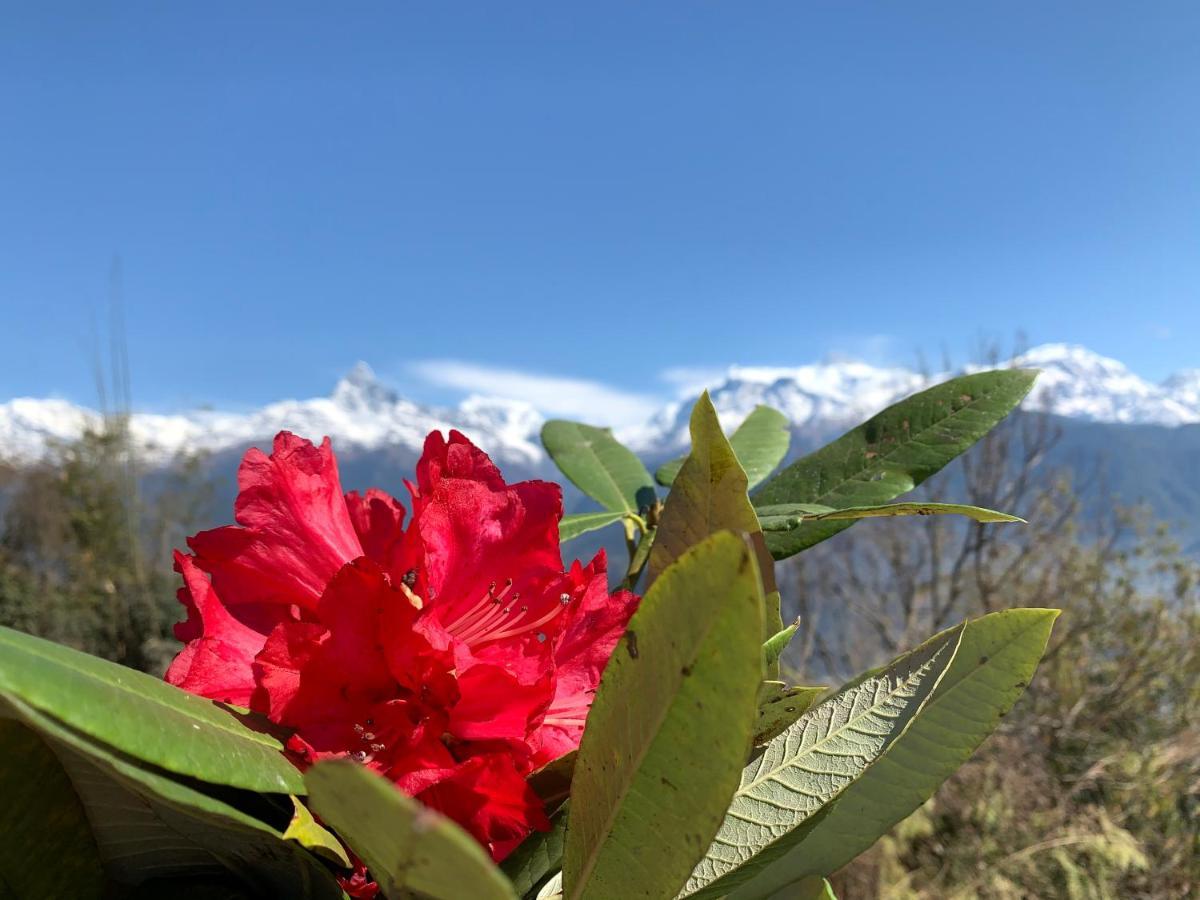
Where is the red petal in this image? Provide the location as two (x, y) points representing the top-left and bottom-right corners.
(345, 488), (407, 570)
(338, 856), (380, 900)
(254, 559), (462, 776)
(317, 557), (460, 710)
(447, 663), (552, 744)
(189, 433), (362, 610)
(531, 552), (640, 767)
(253, 560), (415, 728)
(164, 551), (287, 707)
(383, 605), (460, 710)
(252, 621), (329, 724)
(415, 753), (551, 860)
(413, 431), (564, 645)
(314, 560), (398, 694)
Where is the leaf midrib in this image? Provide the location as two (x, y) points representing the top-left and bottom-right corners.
(737, 654), (940, 796)
(570, 428), (637, 514)
(907, 615), (1047, 727)
(767, 379), (1019, 508)
(717, 614), (1055, 898)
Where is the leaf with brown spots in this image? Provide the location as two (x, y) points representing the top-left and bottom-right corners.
(564, 532), (765, 900)
(753, 369), (1037, 559)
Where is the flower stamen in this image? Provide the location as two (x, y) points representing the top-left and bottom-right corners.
(471, 589), (577, 645)
(445, 579), (514, 636)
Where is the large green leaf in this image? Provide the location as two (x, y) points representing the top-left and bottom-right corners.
(657, 405), (790, 490)
(0, 720), (106, 898)
(726, 609), (1059, 899)
(682, 626), (962, 899)
(0, 625), (303, 794)
(0, 695), (342, 898)
(541, 420), (657, 515)
(559, 511), (626, 543)
(564, 532), (766, 900)
(646, 393), (782, 639)
(306, 760), (517, 900)
(755, 501), (1023, 532)
(753, 369), (1037, 559)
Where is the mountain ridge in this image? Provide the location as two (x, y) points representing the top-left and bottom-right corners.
(2, 343), (1198, 466)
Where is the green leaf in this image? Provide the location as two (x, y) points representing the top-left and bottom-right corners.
(622, 524), (657, 591)
(792, 878), (838, 900)
(541, 421), (656, 515)
(528, 752), (576, 814)
(760, 590), (784, 676)
(657, 405), (791, 490)
(0, 720), (106, 899)
(753, 681), (824, 747)
(559, 511), (626, 543)
(682, 625), (963, 899)
(646, 393), (783, 640)
(502, 807), (567, 899)
(762, 620), (800, 670)
(0, 695), (342, 898)
(753, 369), (1037, 559)
(0, 625), (303, 794)
(306, 760), (517, 900)
(283, 795), (350, 867)
(564, 532), (766, 900)
(726, 609), (1059, 899)
(755, 501), (1024, 532)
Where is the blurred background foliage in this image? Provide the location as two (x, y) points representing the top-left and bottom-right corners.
(780, 408), (1199, 899)
(0, 401), (1195, 898)
(0, 418), (211, 674)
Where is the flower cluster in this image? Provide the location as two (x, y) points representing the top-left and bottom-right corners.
(165, 430), (638, 863)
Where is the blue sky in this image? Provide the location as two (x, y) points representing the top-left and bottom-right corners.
(2, 2), (1198, 422)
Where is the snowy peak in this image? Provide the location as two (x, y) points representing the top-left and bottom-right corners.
(0, 363), (544, 467)
(0, 398), (99, 462)
(623, 360), (927, 453)
(1, 346), (1198, 467)
(1010, 344), (1199, 426)
(330, 362), (400, 413)
(1161, 369), (1200, 411)
(624, 343), (1200, 454)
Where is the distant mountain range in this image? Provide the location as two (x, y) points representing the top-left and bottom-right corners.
(3, 343), (1198, 465)
(3, 343), (1199, 552)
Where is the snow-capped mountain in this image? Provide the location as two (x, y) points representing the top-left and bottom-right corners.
(623, 344), (1200, 456)
(0, 362), (545, 467)
(1, 345), (1198, 467)
(1161, 369), (1200, 414)
(1009, 344), (1200, 427)
(623, 361), (928, 455)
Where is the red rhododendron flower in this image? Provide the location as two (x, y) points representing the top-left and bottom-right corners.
(165, 429), (639, 865)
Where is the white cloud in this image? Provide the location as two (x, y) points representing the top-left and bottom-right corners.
(409, 359), (663, 428)
(657, 365), (731, 398)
